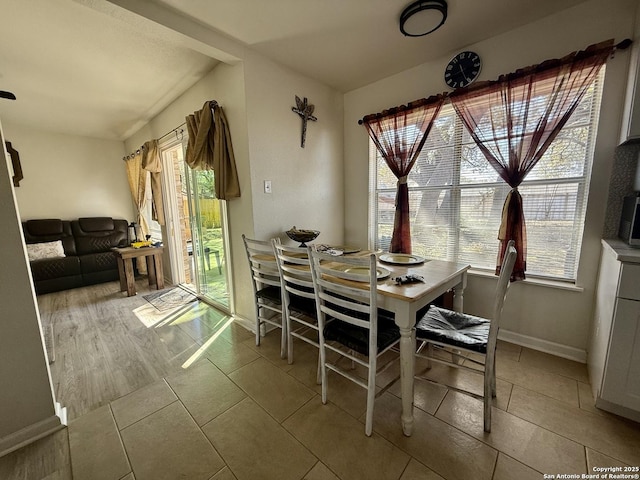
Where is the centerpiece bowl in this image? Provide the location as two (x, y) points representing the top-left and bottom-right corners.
(286, 226), (320, 247)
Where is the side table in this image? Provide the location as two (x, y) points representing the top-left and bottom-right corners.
(112, 246), (164, 296)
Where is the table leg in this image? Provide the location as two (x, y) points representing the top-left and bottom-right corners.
(146, 255), (157, 287)
(116, 256), (126, 292)
(153, 253), (164, 290)
(452, 271), (467, 312)
(399, 325), (416, 436)
(124, 258), (136, 296)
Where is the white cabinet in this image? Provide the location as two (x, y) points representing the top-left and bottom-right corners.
(620, 41), (640, 144)
(589, 239), (640, 421)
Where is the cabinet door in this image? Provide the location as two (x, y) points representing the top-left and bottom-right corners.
(601, 298), (640, 411)
(621, 41), (640, 143)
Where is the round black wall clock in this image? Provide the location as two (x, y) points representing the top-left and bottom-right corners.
(444, 51), (482, 89)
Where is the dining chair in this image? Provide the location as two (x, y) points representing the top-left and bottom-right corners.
(414, 240), (517, 432)
(309, 248), (400, 436)
(272, 241), (322, 378)
(242, 234), (286, 358)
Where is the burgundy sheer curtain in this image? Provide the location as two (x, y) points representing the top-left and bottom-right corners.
(449, 40), (614, 280)
(361, 95), (446, 253)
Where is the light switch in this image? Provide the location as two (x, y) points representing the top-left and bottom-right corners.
(264, 180), (272, 194)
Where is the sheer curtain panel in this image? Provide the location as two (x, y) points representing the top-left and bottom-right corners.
(362, 95), (446, 253)
(449, 40), (614, 280)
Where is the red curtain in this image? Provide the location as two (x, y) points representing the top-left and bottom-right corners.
(362, 95), (446, 253)
(449, 40), (614, 280)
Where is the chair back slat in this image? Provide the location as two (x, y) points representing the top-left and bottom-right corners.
(309, 249), (378, 340)
(242, 235), (281, 293)
(272, 242), (315, 300)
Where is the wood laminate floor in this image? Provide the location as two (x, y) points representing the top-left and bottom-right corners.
(38, 279), (228, 420)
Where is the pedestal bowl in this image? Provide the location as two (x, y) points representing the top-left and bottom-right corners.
(286, 227), (320, 247)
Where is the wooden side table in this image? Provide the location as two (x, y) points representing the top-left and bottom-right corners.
(112, 246), (164, 296)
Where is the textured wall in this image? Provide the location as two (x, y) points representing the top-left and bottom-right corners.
(603, 143), (640, 238)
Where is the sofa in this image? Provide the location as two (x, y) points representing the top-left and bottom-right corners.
(22, 217), (129, 295)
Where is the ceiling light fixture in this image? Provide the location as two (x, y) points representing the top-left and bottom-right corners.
(399, 0), (447, 37)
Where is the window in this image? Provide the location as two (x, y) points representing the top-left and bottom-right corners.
(369, 70), (604, 281)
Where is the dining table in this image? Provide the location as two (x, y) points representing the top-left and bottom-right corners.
(371, 254), (470, 436)
(269, 245), (470, 436)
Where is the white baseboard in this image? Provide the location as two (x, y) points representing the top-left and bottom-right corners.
(595, 397), (640, 423)
(232, 314), (255, 334)
(498, 329), (587, 364)
(0, 413), (64, 458)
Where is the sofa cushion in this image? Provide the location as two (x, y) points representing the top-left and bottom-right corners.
(30, 256), (81, 281)
(79, 252), (118, 274)
(25, 219), (63, 236)
(23, 219), (77, 256)
(71, 218), (128, 254)
(77, 217), (115, 232)
(26, 240), (65, 261)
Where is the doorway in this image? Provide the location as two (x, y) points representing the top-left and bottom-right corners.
(160, 138), (231, 312)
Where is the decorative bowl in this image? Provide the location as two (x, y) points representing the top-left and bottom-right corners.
(286, 226), (320, 247)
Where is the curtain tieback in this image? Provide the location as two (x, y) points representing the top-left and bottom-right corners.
(398, 175), (408, 185)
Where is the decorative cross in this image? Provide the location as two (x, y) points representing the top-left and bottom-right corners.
(291, 95), (317, 148)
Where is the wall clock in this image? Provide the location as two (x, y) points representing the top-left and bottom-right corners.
(444, 51), (482, 89)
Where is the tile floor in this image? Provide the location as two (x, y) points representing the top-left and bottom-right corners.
(2, 292), (640, 480)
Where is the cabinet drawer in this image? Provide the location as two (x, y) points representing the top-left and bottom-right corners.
(619, 263), (640, 300)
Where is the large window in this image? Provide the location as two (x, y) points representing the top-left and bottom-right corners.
(369, 70), (604, 281)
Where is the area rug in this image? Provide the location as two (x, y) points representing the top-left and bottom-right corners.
(143, 286), (197, 312)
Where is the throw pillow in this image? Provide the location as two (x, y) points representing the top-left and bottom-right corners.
(27, 241), (66, 261)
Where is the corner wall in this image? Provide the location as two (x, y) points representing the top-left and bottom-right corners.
(2, 123), (132, 221)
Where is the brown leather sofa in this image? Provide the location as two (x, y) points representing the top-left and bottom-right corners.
(22, 217), (128, 294)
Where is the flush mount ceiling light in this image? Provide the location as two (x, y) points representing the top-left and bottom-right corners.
(399, 0), (448, 37)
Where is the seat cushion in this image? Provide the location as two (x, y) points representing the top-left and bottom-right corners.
(256, 285), (282, 304)
(416, 306), (490, 354)
(324, 317), (400, 356)
(30, 256), (81, 281)
(289, 293), (317, 317)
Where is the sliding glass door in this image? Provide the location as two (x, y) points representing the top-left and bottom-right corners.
(160, 138), (231, 312)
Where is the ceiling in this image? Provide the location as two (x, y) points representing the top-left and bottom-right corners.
(0, 0), (591, 140)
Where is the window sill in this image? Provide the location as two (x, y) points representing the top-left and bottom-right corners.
(468, 268), (584, 293)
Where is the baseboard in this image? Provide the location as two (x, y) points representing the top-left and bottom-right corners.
(498, 329), (587, 364)
(595, 397), (640, 423)
(0, 413), (65, 458)
(232, 314), (279, 337)
(232, 314), (256, 335)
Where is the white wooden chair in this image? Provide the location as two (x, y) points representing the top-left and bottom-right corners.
(242, 234), (286, 358)
(414, 240), (517, 432)
(309, 249), (400, 436)
(272, 241), (322, 379)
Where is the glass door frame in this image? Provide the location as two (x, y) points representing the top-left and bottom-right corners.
(159, 134), (234, 315)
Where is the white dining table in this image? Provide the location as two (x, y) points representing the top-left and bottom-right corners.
(374, 257), (470, 436)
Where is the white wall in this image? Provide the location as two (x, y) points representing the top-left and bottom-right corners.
(125, 61), (254, 319)
(0, 121), (61, 455)
(2, 123), (132, 221)
(343, 0), (638, 355)
(242, 50), (344, 246)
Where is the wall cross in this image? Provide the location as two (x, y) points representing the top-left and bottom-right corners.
(292, 95), (317, 148)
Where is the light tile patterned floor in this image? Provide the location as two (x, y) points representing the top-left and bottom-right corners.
(2, 281), (640, 480)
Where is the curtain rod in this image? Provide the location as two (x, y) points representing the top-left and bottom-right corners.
(157, 99), (220, 141)
(357, 38), (632, 125)
(158, 122), (186, 142)
(123, 99), (221, 159)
